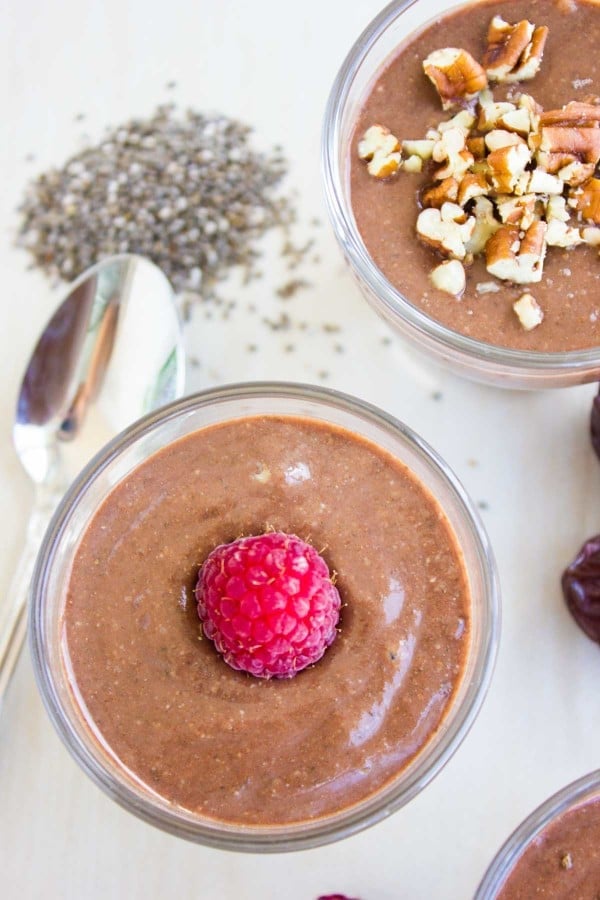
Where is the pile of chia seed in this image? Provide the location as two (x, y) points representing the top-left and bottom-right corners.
(17, 104), (294, 297)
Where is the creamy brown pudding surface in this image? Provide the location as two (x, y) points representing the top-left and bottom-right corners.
(63, 416), (470, 826)
(350, 0), (600, 351)
(498, 796), (600, 898)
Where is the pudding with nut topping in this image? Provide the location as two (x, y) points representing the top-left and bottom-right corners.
(350, 0), (600, 351)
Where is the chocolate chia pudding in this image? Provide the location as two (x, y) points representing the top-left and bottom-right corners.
(350, 0), (600, 352)
(497, 796), (600, 898)
(62, 415), (470, 827)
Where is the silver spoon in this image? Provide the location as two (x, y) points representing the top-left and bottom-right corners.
(0, 254), (185, 703)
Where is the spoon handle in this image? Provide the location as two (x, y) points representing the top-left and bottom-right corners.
(0, 486), (62, 705)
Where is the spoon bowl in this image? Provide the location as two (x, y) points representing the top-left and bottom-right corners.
(0, 254), (185, 701)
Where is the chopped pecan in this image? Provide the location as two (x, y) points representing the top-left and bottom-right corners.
(558, 161), (596, 187)
(546, 220), (583, 247)
(432, 127), (474, 180)
(477, 90), (533, 135)
(540, 101), (600, 126)
(582, 226), (600, 246)
(402, 139), (435, 160)
(526, 168), (564, 195)
(487, 143), (531, 193)
(467, 135), (487, 158)
(457, 172), (489, 206)
(403, 155), (423, 173)
(485, 129), (526, 152)
(430, 259), (466, 296)
(513, 292), (544, 330)
(423, 48), (487, 110)
(416, 206), (475, 260)
(422, 177), (460, 208)
(486, 221), (547, 283)
(477, 90), (516, 131)
(438, 110), (477, 135)
(465, 196), (501, 255)
(358, 125), (401, 178)
(496, 193), (539, 230)
(499, 106), (534, 136)
(571, 177), (600, 225)
(537, 125), (600, 173)
(483, 16), (548, 83)
(546, 195), (570, 223)
(518, 94), (542, 133)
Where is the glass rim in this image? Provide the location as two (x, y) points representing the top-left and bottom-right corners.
(321, 0), (600, 375)
(29, 380), (500, 851)
(475, 769), (600, 897)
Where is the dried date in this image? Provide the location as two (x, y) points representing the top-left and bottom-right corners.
(562, 535), (600, 644)
(591, 386), (600, 463)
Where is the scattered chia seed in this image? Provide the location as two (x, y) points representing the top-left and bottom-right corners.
(263, 312), (292, 332)
(477, 500), (489, 511)
(281, 237), (315, 270)
(381, 335), (392, 346)
(17, 103), (294, 297)
(276, 278), (311, 299)
(431, 391), (444, 401)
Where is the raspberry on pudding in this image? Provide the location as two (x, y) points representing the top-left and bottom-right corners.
(196, 532), (341, 678)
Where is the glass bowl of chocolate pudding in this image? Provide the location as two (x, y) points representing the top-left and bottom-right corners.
(475, 770), (600, 897)
(322, 0), (600, 388)
(30, 383), (499, 851)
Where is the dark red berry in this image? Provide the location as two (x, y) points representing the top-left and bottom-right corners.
(317, 895), (362, 900)
(562, 535), (600, 644)
(196, 532), (341, 678)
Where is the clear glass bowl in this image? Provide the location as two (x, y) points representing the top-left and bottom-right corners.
(30, 382), (500, 851)
(475, 770), (600, 897)
(322, 0), (600, 389)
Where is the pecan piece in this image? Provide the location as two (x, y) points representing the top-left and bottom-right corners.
(486, 221), (547, 283)
(496, 194), (539, 230)
(484, 129), (526, 152)
(465, 196), (501, 256)
(571, 177), (600, 225)
(487, 143), (531, 193)
(422, 177), (460, 208)
(457, 172), (489, 206)
(537, 125), (600, 174)
(482, 16), (548, 83)
(423, 48), (487, 110)
(430, 259), (466, 296)
(513, 292), (544, 331)
(540, 101), (600, 127)
(416, 205), (475, 260)
(358, 125), (401, 178)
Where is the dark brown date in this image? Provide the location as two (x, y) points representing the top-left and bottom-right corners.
(591, 386), (600, 462)
(562, 535), (600, 644)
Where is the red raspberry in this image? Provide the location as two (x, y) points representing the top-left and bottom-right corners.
(196, 532), (341, 679)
